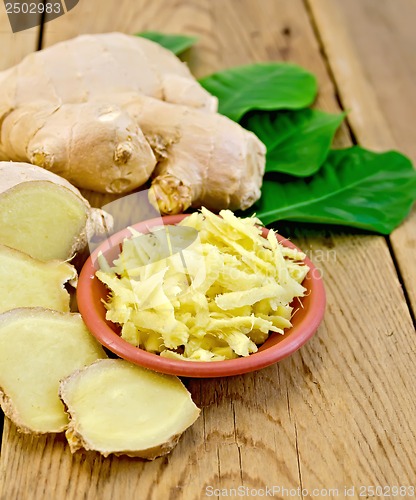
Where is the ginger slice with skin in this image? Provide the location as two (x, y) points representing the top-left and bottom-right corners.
(60, 359), (200, 459)
(0, 308), (107, 434)
(0, 162), (111, 261)
(0, 244), (76, 314)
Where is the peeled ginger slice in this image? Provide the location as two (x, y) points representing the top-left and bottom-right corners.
(0, 162), (111, 261)
(0, 309), (106, 434)
(0, 244), (76, 314)
(0, 180), (89, 261)
(60, 359), (200, 459)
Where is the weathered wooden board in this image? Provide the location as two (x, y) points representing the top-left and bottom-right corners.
(307, 0), (416, 314)
(0, 1), (415, 499)
(0, 6), (39, 71)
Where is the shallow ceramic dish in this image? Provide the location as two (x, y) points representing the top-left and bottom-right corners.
(77, 214), (326, 377)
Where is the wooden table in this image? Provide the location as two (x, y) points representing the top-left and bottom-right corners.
(1, 1), (415, 498)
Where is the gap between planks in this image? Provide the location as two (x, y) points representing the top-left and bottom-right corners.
(36, 0), (47, 50)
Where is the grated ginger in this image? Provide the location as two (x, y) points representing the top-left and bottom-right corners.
(96, 208), (309, 361)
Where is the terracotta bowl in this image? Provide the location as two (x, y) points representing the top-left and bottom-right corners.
(77, 214), (326, 377)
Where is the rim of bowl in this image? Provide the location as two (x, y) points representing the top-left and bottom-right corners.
(77, 214), (326, 377)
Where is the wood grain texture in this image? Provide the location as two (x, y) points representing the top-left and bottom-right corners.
(1, 1), (415, 499)
(307, 0), (416, 315)
(0, 5), (39, 71)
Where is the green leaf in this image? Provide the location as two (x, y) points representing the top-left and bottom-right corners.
(199, 63), (318, 121)
(241, 109), (345, 176)
(136, 31), (198, 55)
(252, 147), (416, 234)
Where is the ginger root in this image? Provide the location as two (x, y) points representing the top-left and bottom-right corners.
(0, 308), (106, 434)
(0, 33), (265, 213)
(0, 162), (111, 260)
(126, 95), (265, 212)
(0, 245), (76, 314)
(60, 359), (200, 459)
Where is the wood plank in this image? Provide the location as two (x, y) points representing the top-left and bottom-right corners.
(306, 0), (416, 315)
(0, 6), (39, 71)
(1, 1), (415, 498)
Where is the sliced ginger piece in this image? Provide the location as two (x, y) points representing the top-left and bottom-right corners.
(0, 162), (111, 261)
(60, 359), (200, 459)
(0, 308), (107, 434)
(0, 244), (76, 314)
(0, 180), (88, 261)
